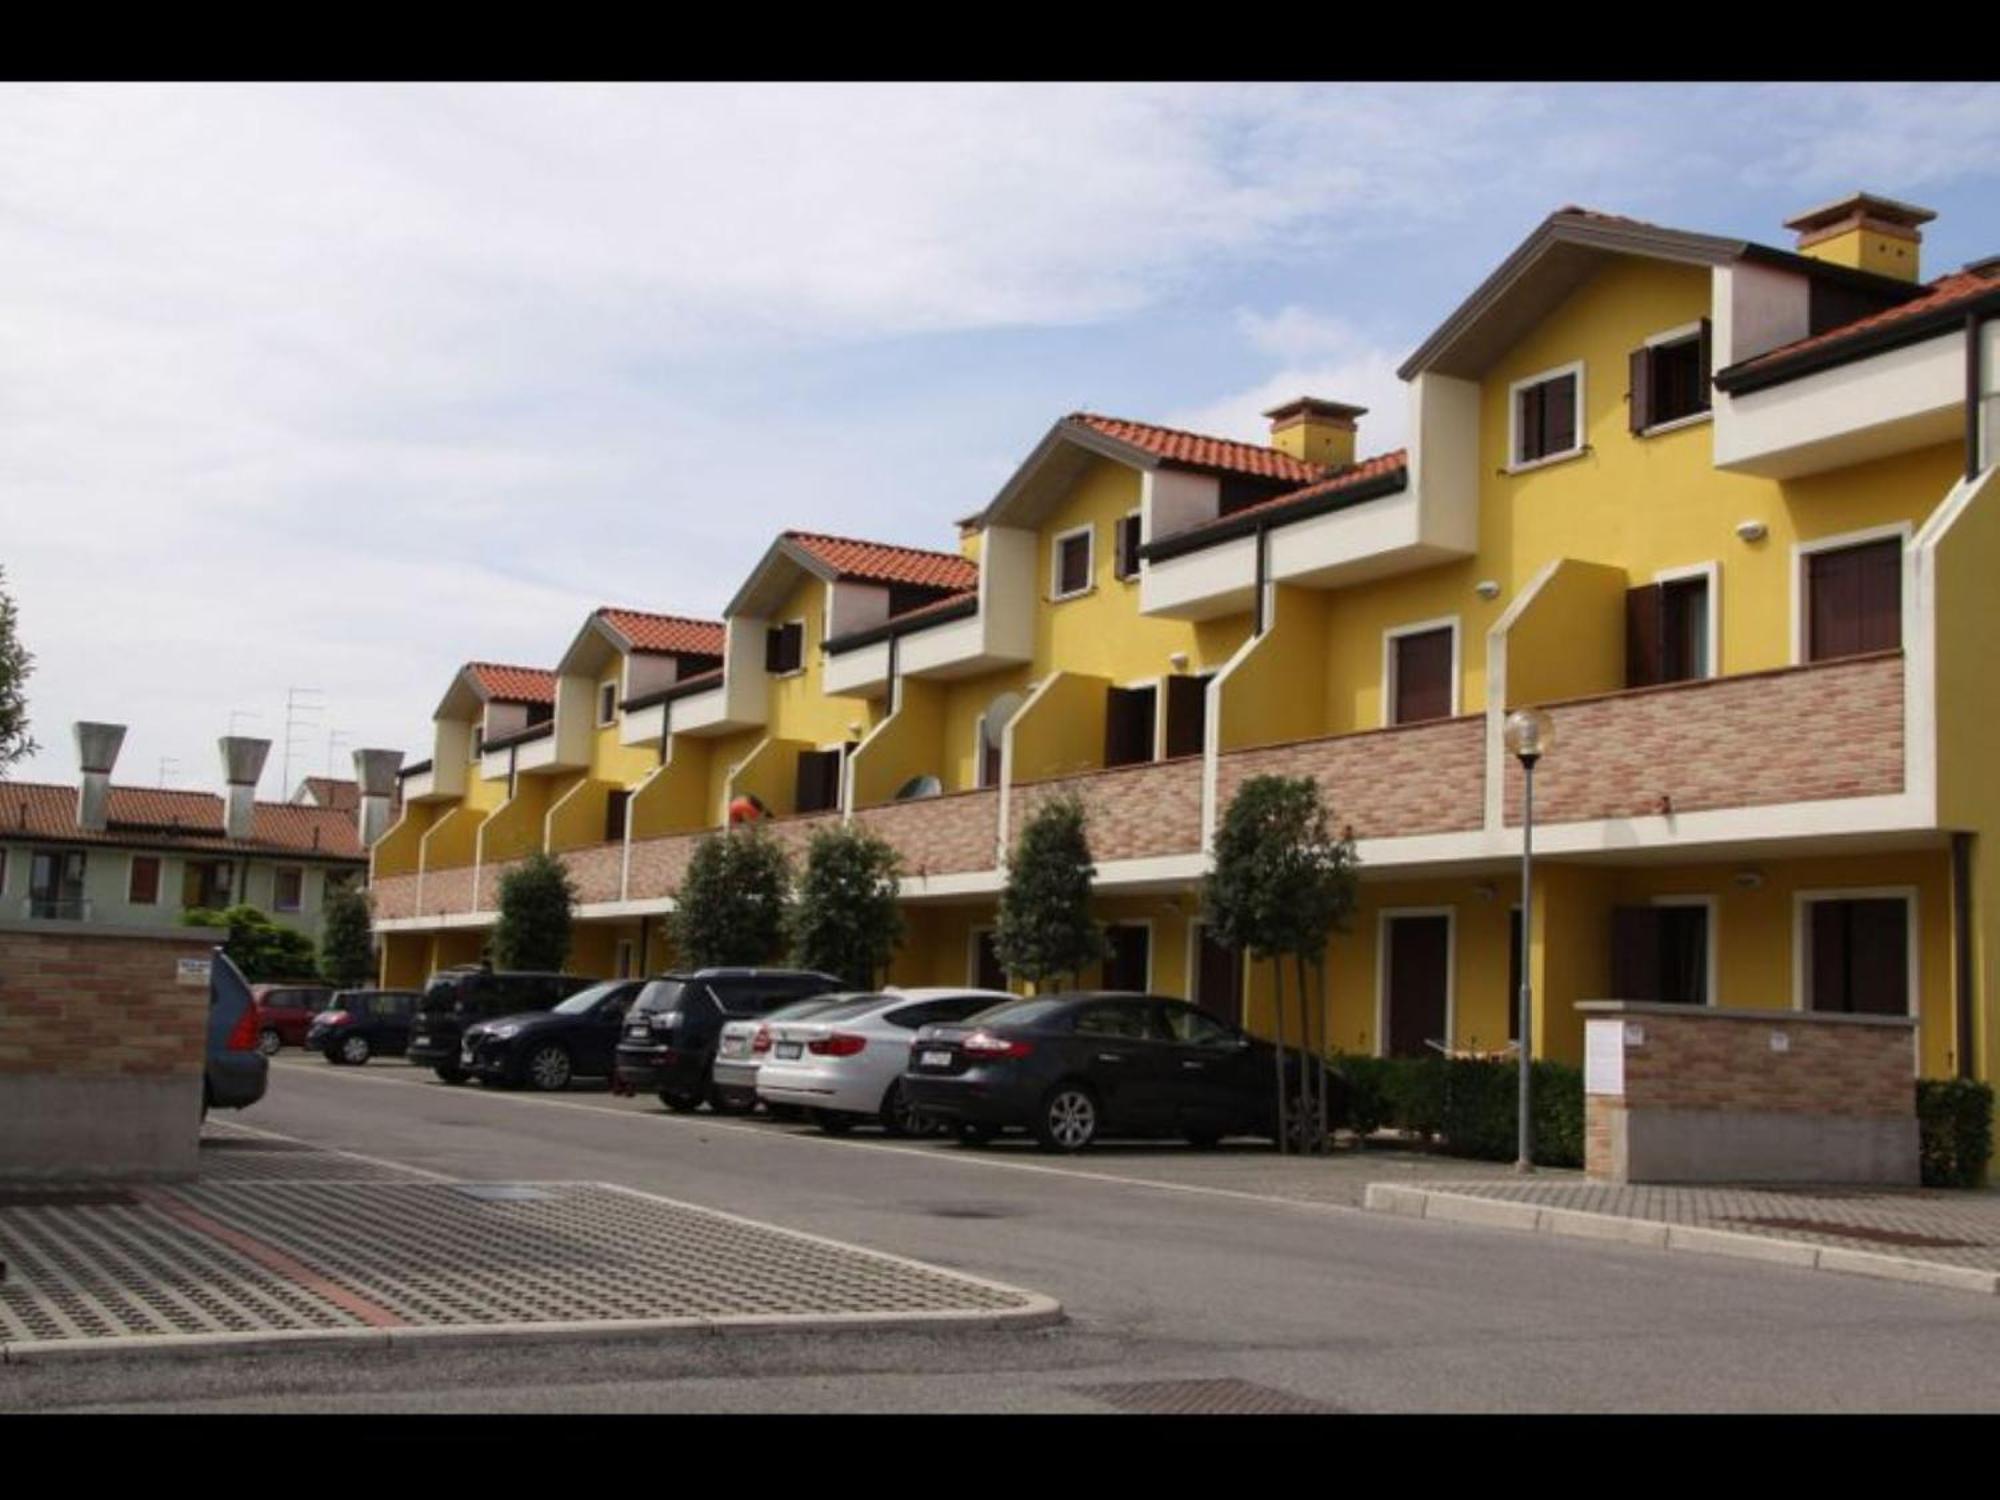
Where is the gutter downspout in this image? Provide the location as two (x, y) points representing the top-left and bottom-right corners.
(1954, 831), (1976, 1081)
(1252, 523), (1272, 636)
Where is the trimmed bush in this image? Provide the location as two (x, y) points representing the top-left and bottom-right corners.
(1330, 1054), (1583, 1169)
(1917, 1079), (1994, 1189)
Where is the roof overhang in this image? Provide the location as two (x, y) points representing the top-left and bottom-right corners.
(723, 535), (845, 619)
(555, 613), (628, 678)
(432, 667), (487, 723)
(974, 417), (1171, 530)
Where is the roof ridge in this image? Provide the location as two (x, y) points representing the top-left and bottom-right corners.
(464, 659), (554, 675)
(1070, 411), (1326, 468)
(784, 529), (970, 563)
(596, 605), (724, 626)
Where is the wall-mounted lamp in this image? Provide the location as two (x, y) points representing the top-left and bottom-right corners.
(1733, 868), (1766, 890)
(1168, 651), (1189, 672)
(1735, 519), (1769, 543)
(1475, 579), (1502, 601)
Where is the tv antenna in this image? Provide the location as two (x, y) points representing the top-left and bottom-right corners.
(281, 687), (324, 800)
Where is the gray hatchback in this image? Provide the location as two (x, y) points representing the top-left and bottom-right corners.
(204, 949), (269, 1117)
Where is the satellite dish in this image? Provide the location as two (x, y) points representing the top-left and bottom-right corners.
(894, 774), (944, 801)
(980, 691), (1025, 749)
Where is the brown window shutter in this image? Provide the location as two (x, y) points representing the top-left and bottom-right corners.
(1518, 384), (1542, 460)
(1629, 345), (1652, 433)
(1610, 907), (1662, 1001)
(1115, 515), (1141, 580)
(765, 627), (785, 673)
(1392, 628), (1453, 724)
(1809, 901), (1852, 1012)
(1625, 583), (1664, 687)
(604, 790), (630, 843)
(1856, 538), (1902, 654)
(1808, 549), (1859, 662)
(1060, 533), (1092, 595)
(1848, 899), (1909, 1015)
(1546, 374), (1577, 454)
(1104, 685), (1157, 768)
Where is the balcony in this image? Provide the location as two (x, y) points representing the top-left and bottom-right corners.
(1012, 756), (1204, 865)
(852, 788), (999, 879)
(17, 897), (92, 922)
(1216, 715), (1487, 840)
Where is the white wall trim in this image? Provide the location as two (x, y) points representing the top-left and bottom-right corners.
(1788, 520), (1912, 666)
(1049, 523), (1096, 602)
(1382, 614), (1462, 727)
(1506, 358), (1586, 470)
(1375, 905), (1457, 1060)
(1484, 557), (1565, 833)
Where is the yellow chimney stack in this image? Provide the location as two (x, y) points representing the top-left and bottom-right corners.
(1784, 192), (1936, 283)
(1264, 397), (1365, 470)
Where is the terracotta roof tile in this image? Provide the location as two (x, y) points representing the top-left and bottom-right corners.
(596, 608), (726, 657)
(298, 776), (359, 812)
(1735, 267), (1999, 372)
(465, 662), (557, 704)
(0, 781), (364, 859)
(1068, 413), (1326, 483)
(784, 532), (979, 591)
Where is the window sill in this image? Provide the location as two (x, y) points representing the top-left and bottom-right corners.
(1049, 586), (1098, 604)
(1637, 410), (1713, 439)
(768, 668), (806, 680)
(1503, 446), (1590, 477)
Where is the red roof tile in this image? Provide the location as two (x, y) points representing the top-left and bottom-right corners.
(1735, 267), (1998, 372)
(1068, 413), (1325, 483)
(596, 608), (726, 657)
(465, 662), (557, 704)
(298, 776), (359, 812)
(0, 781), (364, 859)
(784, 533), (979, 592)
(1166, 450), (1410, 538)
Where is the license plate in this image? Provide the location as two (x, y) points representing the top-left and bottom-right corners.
(413, 1034), (429, 1047)
(775, 1041), (802, 1060)
(460, 1047), (473, 1064)
(626, 1026), (649, 1040)
(719, 1037), (745, 1057)
(921, 1050), (952, 1068)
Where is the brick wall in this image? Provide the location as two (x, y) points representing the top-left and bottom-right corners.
(419, 862), (476, 918)
(626, 829), (704, 902)
(1216, 715), (1485, 838)
(371, 870), (419, 921)
(474, 857), (523, 912)
(765, 811), (845, 865)
(853, 789), (1000, 877)
(561, 841), (624, 905)
(1507, 652), (1903, 827)
(1012, 756), (1203, 863)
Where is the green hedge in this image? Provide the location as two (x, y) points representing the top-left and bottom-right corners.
(1917, 1080), (1994, 1189)
(1333, 1054), (1582, 1169)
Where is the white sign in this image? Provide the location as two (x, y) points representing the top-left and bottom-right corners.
(1624, 1022), (1646, 1047)
(1769, 1031), (1790, 1053)
(1585, 1019), (1625, 1097)
(176, 957), (212, 987)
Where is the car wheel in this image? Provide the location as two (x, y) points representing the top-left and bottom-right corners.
(257, 1028), (282, 1057)
(1034, 1084), (1099, 1154)
(815, 1110), (856, 1136)
(525, 1044), (572, 1092)
(953, 1122), (999, 1148)
(434, 1065), (467, 1086)
(878, 1082), (936, 1138)
(659, 1089), (703, 1113)
(339, 1035), (371, 1066)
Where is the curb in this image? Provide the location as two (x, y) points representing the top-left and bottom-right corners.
(0, 1298), (1066, 1366)
(1361, 1184), (2000, 1297)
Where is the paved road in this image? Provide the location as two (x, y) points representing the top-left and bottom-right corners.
(11, 1056), (2000, 1413)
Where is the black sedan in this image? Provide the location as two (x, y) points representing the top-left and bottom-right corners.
(903, 993), (1332, 1153)
(459, 979), (645, 1091)
(308, 989), (423, 1065)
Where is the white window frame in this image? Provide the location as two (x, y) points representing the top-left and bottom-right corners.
(1506, 359), (1587, 472)
(1113, 509), (1143, 583)
(126, 853), (162, 907)
(1382, 616), (1462, 728)
(1050, 524), (1096, 602)
(1099, 918), (1156, 993)
(1375, 906), (1457, 1060)
(1652, 561), (1721, 679)
(1789, 521), (1912, 666)
(272, 864), (305, 914)
(1635, 321), (1714, 437)
(768, 617), (808, 679)
(1648, 893), (1719, 1007)
(597, 679), (619, 728)
(1792, 884), (1920, 1022)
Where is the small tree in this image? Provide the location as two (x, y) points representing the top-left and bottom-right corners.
(319, 883), (376, 987)
(1203, 775), (1358, 1154)
(993, 794), (1107, 991)
(0, 564), (35, 771)
(791, 823), (904, 989)
(492, 851), (577, 972)
(671, 824), (792, 970)
(183, 904), (320, 982)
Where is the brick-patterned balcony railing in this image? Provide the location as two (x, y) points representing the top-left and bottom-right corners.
(1014, 756), (1205, 863)
(626, 828), (706, 903)
(418, 863), (476, 919)
(1217, 715), (1486, 838)
(475, 858), (524, 913)
(1502, 651), (1904, 827)
(763, 810), (845, 864)
(371, 871), (420, 921)
(560, 841), (625, 906)
(853, 787), (1000, 877)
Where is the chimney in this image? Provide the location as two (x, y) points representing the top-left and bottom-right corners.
(74, 722), (127, 833)
(1784, 192), (1936, 284)
(1265, 398), (1366, 469)
(352, 748), (403, 848)
(217, 736), (271, 840)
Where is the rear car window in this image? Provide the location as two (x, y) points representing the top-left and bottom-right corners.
(886, 995), (999, 1029)
(1074, 1001), (1170, 1041)
(963, 998), (1067, 1029)
(794, 994), (886, 1022)
(634, 979), (719, 1022)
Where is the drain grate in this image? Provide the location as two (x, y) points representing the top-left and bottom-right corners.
(1077, 1377), (1340, 1415)
(1725, 1217), (1985, 1250)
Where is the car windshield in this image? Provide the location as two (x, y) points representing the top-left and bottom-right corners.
(553, 981), (625, 1016)
(633, 979), (697, 1015)
(962, 997), (1066, 1028)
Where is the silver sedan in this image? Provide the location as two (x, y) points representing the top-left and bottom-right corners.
(711, 995), (863, 1113)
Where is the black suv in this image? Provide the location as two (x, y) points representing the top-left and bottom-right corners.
(461, 978), (646, 1091)
(613, 969), (843, 1112)
(408, 968), (597, 1083)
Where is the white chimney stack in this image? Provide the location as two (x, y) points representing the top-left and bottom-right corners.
(352, 748), (403, 848)
(74, 722), (127, 833)
(218, 736), (271, 840)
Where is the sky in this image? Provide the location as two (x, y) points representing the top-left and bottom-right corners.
(5, 81), (1999, 795)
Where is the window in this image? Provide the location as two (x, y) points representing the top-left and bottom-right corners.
(183, 859), (233, 910)
(525, 702), (553, 727)
(1388, 624), (1455, 725)
(604, 789), (631, 843)
(29, 848), (86, 919)
(598, 681), (618, 727)
(1805, 536), (1901, 662)
(1113, 513), (1142, 582)
(1626, 572), (1712, 686)
(272, 867), (304, 913)
(1052, 526), (1093, 600)
(1511, 364), (1582, 466)
(794, 747), (845, 814)
(128, 855), (161, 906)
(1610, 903), (1711, 1005)
(1103, 684), (1158, 768)
(765, 620), (804, 675)
(1074, 1001), (1167, 1040)
(1805, 896), (1910, 1017)
(1630, 322), (1712, 432)
(1164, 1005), (1237, 1048)
(1163, 673), (1211, 759)
(1102, 923), (1151, 992)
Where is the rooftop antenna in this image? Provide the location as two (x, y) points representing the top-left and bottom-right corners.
(157, 756), (181, 788)
(227, 709), (262, 735)
(281, 687), (324, 802)
(324, 727), (351, 780)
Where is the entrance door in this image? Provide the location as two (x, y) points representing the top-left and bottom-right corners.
(1104, 685), (1158, 768)
(1163, 674), (1211, 760)
(972, 930), (1006, 991)
(1383, 913), (1450, 1058)
(1807, 538), (1901, 662)
(1102, 923), (1151, 993)
(1194, 925), (1243, 1026)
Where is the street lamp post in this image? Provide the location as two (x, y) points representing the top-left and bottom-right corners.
(1504, 707), (1555, 1175)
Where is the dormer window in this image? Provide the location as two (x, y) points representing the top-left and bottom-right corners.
(1510, 362), (1583, 469)
(1631, 321), (1712, 433)
(598, 681), (618, 727)
(765, 620), (805, 676)
(1052, 525), (1094, 600)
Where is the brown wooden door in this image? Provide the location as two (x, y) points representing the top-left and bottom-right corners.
(1384, 914), (1450, 1058)
(1104, 685), (1158, 767)
(973, 930), (1006, 991)
(1194, 926), (1242, 1025)
(1103, 924), (1151, 992)
(1809, 898), (1909, 1015)
(794, 750), (843, 814)
(1808, 539), (1901, 662)
(1163, 674), (1211, 759)
(1392, 629), (1453, 724)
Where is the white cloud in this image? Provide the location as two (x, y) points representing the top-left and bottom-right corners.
(1168, 306), (1412, 457)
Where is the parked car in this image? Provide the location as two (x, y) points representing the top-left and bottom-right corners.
(205, 949), (268, 1118)
(903, 993), (1333, 1153)
(459, 979), (647, 1091)
(711, 995), (860, 1113)
(757, 988), (1014, 1136)
(308, 989), (424, 1065)
(408, 968), (597, 1083)
(613, 968), (844, 1112)
(250, 982), (334, 1054)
